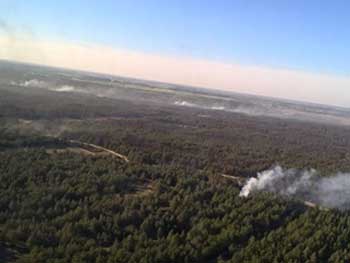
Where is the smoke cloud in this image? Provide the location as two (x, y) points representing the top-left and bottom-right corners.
(19, 79), (47, 88)
(240, 166), (350, 210)
(13, 79), (82, 93)
(174, 100), (197, 107)
(53, 85), (76, 92)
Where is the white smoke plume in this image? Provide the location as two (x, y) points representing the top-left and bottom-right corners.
(240, 166), (350, 210)
(20, 79), (47, 88)
(53, 85), (75, 92)
(174, 100), (197, 107)
(14, 79), (82, 93)
(211, 106), (225, 110)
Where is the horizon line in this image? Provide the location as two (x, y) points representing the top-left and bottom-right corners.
(1, 35), (350, 108)
(2, 58), (349, 111)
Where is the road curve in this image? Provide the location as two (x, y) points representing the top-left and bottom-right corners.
(69, 140), (129, 163)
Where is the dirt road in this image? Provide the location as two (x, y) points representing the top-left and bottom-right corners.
(69, 140), (129, 163)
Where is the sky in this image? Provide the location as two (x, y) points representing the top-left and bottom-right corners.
(1, 0), (350, 107)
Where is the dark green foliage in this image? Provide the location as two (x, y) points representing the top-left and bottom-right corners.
(0, 146), (307, 262)
(2, 62), (350, 262)
(2, 143), (350, 262)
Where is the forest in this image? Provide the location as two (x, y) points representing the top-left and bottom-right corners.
(2, 64), (350, 262)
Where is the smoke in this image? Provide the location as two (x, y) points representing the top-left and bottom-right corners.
(53, 85), (75, 92)
(240, 166), (350, 210)
(19, 79), (47, 88)
(211, 106), (225, 110)
(174, 100), (227, 110)
(174, 100), (197, 107)
(8, 119), (74, 138)
(14, 79), (82, 93)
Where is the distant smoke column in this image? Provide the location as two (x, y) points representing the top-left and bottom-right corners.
(239, 166), (286, 197)
(315, 174), (350, 209)
(239, 177), (258, 197)
(239, 165), (350, 210)
(239, 166), (315, 198)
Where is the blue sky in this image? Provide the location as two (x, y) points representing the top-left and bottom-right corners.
(2, 0), (350, 75)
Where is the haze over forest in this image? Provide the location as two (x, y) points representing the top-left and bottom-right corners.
(2, 1), (350, 262)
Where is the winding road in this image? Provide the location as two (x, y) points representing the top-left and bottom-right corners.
(68, 139), (129, 163)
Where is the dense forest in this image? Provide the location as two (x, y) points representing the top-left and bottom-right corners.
(2, 63), (350, 262)
(2, 133), (350, 263)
